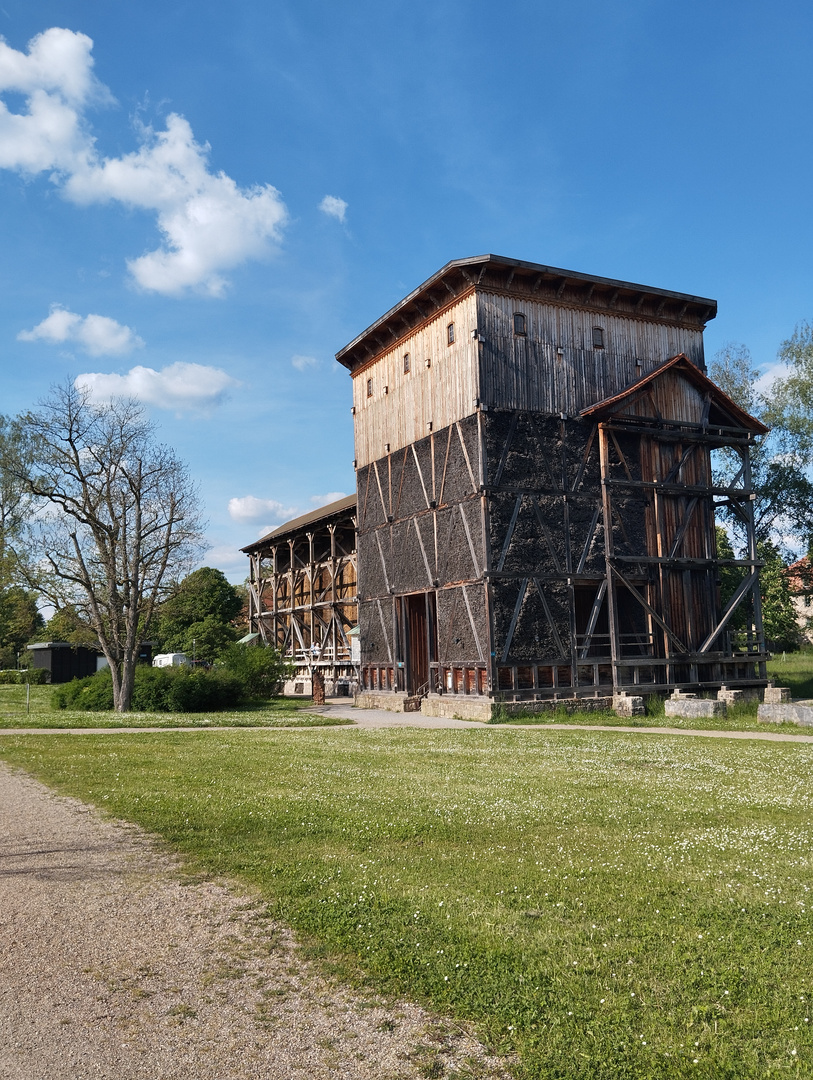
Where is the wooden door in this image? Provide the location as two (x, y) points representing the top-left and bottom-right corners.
(405, 593), (430, 695)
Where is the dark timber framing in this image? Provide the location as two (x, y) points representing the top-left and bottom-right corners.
(241, 495), (359, 691)
(337, 255), (767, 718)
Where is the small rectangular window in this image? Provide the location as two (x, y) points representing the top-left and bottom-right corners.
(447, 322), (455, 345)
(403, 353), (410, 374)
(513, 312), (526, 336)
(366, 378), (373, 397)
(592, 326), (605, 349)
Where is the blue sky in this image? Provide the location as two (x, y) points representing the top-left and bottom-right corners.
(1, 1), (811, 580)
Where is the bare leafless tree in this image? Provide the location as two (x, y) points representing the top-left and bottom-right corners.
(15, 381), (204, 711)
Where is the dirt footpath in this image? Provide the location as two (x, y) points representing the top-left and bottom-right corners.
(0, 764), (508, 1080)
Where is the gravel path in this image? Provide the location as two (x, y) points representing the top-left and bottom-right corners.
(0, 763), (509, 1080)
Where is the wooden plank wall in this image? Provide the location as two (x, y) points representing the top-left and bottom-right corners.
(352, 294), (478, 468)
(476, 291), (706, 415)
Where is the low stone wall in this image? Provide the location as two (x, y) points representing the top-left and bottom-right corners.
(422, 695), (615, 722)
(353, 691), (410, 713)
(419, 695), (494, 721)
(758, 701), (813, 727)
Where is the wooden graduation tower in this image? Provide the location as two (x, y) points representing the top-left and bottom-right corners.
(336, 255), (768, 719)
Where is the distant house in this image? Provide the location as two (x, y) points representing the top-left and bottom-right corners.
(27, 642), (104, 683)
(787, 557), (813, 643)
(26, 641), (155, 683)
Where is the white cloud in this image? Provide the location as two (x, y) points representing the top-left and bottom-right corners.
(754, 361), (789, 399)
(319, 194), (347, 223)
(228, 496), (296, 524)
(76, 361), (238, 410)
(0, 29), (287, 295)
(18, 304), (143, 356)
(228, 491), (347, 527)
(310, 492), (347, 508)
(0, 28), (107, 174)
(200, 543), (249, 583)
(291, 354), (317, 371)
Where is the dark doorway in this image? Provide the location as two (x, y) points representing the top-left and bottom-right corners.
(403, 592), (436, 696)
(574, 583), (610, 658)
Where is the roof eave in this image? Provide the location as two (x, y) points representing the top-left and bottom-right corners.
(240, 493), (358, 553)
(580, 353), (769, 435)
(335, 255), (718, 373)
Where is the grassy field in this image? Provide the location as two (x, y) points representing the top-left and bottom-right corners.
(0, 684), (348, 729)
(768, 650), (813, 700)
(1, 726), (811, 1078)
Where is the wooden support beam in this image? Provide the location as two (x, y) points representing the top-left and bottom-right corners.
(501, 578), (527, 662)
(578, 580), (608, 660)
(611, 565), (689, 655)
(698, 572), (759, 654)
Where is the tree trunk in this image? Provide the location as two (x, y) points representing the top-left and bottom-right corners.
(117, 657), (135, 712)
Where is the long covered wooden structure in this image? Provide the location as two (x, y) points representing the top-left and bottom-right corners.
(242, 495), (358, 695)
(337, 254), (769, 718)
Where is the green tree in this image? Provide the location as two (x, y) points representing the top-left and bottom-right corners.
(0, 586), (44, 668)
(219, 642), (293, 699)
(757, 541), (800, 652)
(157, 567), (243, 663)
(715, 526), (744, 621)
(42, 604), (98, 647)
(710, 344), (813, 550)
(0, 415), (34, 589)
(765, 322), (813, 457)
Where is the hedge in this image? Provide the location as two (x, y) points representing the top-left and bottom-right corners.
(0, 669), (49, 685)
(53, 665), (245, 712)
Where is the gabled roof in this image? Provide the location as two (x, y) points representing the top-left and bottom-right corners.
(335, 255), (717, 373)
(240, 493), (357, 553)
(580, 354), (769, 434)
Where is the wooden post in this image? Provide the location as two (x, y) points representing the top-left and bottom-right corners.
(599, 424), (622, 691)
(312, 667), (325, 705)
(742, 447), (767, 678)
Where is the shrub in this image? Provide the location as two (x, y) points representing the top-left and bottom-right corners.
(52, 664), (245, 712)
(218, 643), (293, 699)
(53, 669), (115, 710)
(0, 668), (48, 685)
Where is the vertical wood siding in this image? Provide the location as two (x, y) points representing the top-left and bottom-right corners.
(476, 291), (706, 415)
(352, 294), (478, 468)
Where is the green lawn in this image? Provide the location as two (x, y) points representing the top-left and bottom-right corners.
(0, 685), (348, 729)
(768, 650), (813, 700)
(1, 726), (811, 1078)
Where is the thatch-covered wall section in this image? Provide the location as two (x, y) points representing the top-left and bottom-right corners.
(356, 414), (489, 693)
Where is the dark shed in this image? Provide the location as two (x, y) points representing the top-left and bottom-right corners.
(27, 642), (103, 683)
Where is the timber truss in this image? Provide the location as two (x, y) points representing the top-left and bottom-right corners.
(582, 354), (769, 692)
(242, 496), (358, 675)
(489, 355), (770, 698)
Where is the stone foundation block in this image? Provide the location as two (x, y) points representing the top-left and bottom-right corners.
(717, 686), (744, 705)
(613, 693), (646, 717)
(763, 685), (792, 704)
(664, 697), (727, 719)
(758, 701), (813, 726)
